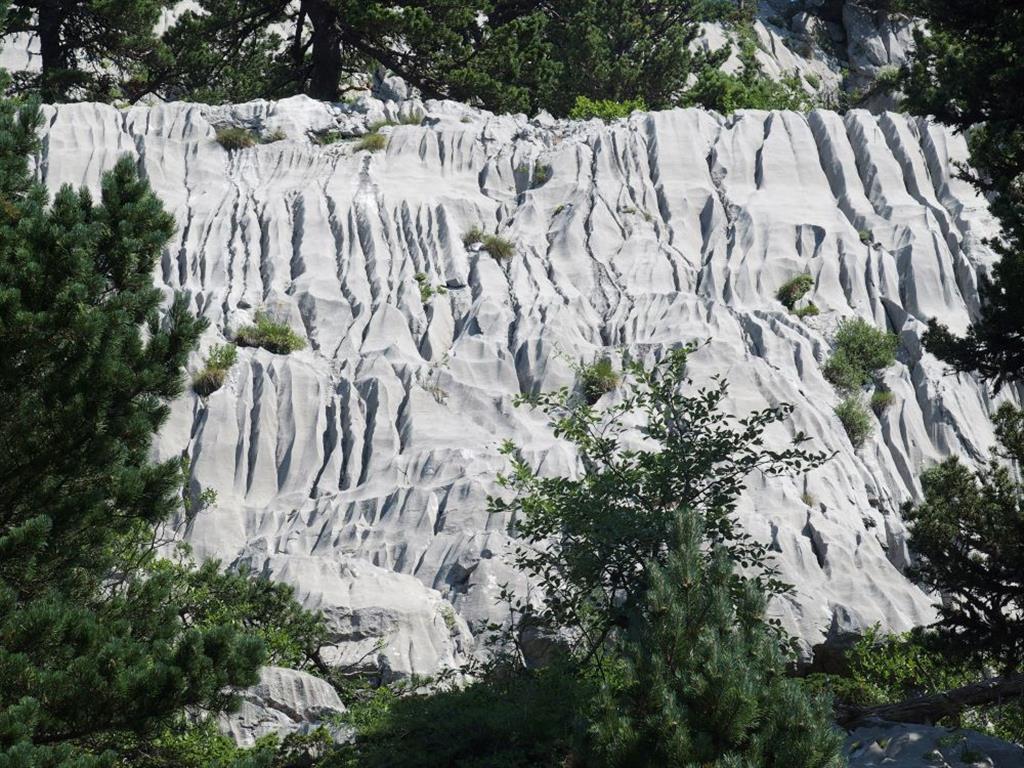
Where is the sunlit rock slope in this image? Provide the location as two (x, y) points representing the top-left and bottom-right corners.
(37, 86), (1016, 674)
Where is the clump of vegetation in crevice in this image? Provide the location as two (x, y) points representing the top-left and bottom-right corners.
(777, 274), (814, 312)
(215, 126), (257, 150)
(414, 272), (447, 304)
(356, 131), (388, 153)
(578, 357), (620, 404)
(312, 129), (345, 145)
(823, 318), (898, 394)
(234, 311), (306, 354)
(192, 343), (237, 396)
(481, 234), (515, 260)
(462, 225), (485, 248)
(794, 303), (820, 319)
(835, 396), (873, 448)
(870, 389), (895, 415)
(261, 128), (287, 143)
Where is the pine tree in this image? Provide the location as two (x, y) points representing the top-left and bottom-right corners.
(905, 402), (1024, 674)
(1, 0), (171, 101)
(585, 512), (845, 768)
(0, 92), (267, 765)
(899, 0), (1024, 387)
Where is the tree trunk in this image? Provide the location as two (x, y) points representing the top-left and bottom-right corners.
(36, 0), (69, 100)
(837, 673), (1024, 727)
(305, 0), (343, 101)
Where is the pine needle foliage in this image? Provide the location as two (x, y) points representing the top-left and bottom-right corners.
(585, 513), (845, 768)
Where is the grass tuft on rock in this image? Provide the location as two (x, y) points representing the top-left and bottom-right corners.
(192, 343), (238, 396)
(870, 389), (895, 415)
(234, 311), (306, 354)
(481, 234), (515, 260)
(357, 132), (388, 152)
(215, 127), (257, 151)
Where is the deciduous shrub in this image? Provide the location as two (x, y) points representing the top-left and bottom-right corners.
(824, 318), (898, 393)
(777, 274), (814, 311)
(234, 311), (306, 354)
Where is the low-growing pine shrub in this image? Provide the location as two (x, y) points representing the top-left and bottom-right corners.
(215, 127), (257, 151)
(234, 311), (306, 354)
(836, 396), (873, 448)
(312, 130), (344, 145)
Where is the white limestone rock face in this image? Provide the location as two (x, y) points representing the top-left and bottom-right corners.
(846, 721), (1024, 768)
(37, 94), (1018, 672)
(221, 666), (348, 747)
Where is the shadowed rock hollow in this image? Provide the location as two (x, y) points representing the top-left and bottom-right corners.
(36, 88), (1017, 675)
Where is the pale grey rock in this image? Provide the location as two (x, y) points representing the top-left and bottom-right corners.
(221, 666), (347, 747)
(846, 721), (1024, 768)
(37, 94), (1020, 675)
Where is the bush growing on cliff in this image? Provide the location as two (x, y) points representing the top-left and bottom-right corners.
(777, 273), (814, 311)
(835, 396), (873, 448)
(824, 317), (898, 393)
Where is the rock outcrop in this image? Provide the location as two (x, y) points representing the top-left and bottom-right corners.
(221, 666), (348, 746)
(846, 721), (1024, 768)
(36, 89), (1017, 676)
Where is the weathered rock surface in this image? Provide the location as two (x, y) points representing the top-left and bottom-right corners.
(221, 666), (348, 746)
(846, 721), (1024, 767)
(36, 90), (1018, 675)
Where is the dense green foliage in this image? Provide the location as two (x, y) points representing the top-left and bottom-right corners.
(585, 512), (844, 768)
(0, 94), (259, 766)
(905, 403), (1024, 674)
(492, 348), (827, 663)
(0, 0), (815, 116)
(823, 318), (899, 393)
(0, 87), (326, 766)
(330, 663), (590, 767)
(234, 311), (306, 354)
(1, 0), (169, 101)
(569, 96), (646, 122)
(899, 1), (1024, 387)
(578, 357), (620, 404)
(216, 127), (259, 151)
